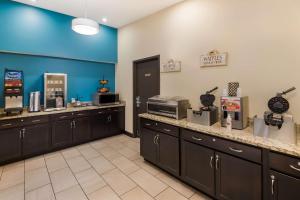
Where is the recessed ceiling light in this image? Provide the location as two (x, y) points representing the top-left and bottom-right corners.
(30, 0), (37, 2)
(102, 18), (108, 23)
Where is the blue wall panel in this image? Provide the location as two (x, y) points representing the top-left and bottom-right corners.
(0, 52), (115, 107)
(0, 0), (117, 63)
(0, 0), (118, 107)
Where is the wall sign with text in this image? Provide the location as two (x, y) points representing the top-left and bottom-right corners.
(200, 50), (228, 67)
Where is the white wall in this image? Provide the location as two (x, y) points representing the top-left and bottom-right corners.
(117, 0), (300, 134)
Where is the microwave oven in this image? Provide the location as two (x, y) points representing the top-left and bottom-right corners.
(93, 93), (120, 106)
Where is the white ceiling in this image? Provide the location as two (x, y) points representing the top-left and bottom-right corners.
(13, 0), (184, 28)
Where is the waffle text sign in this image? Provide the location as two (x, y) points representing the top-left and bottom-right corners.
(200, 50), (228, 67)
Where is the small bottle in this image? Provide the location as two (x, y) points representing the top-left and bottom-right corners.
(226, 114), (232, 131)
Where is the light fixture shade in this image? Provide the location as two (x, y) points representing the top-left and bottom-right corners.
(72, 18), (100, 35)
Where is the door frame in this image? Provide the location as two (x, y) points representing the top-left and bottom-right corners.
(133, 55), (160, 137)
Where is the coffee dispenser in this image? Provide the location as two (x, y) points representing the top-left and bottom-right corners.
(221, 96), (249, 130)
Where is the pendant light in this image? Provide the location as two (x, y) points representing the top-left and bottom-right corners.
(72, 0), (99, 35)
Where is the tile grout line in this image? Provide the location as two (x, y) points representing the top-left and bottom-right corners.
(60, 149), (90, 200)
(43, 154), (58, 200)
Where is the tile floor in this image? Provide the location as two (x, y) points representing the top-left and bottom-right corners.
(0, 134), (212, 200)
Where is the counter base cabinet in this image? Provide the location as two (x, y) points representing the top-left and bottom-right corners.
(181, 140), (215, 196)
(52, 119), (73, 149)
(140, 128), (158, 164)
(23, 123), (50, 157)
(0, 128), (21, 163)
(73, 117), (91, 144)
(158, 133), (179, 176)
(216, 152), (262, 200)
(270, 170), (300, 200)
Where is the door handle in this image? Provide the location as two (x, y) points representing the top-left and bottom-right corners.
(289, 163), (300, 172)
(156, 134), (160, 145)
(215, 155), (220, 170)
(270, 175), (276, 195)
(210, 156), (214, 168)
(229, 147), (243, 153)
(136, 96), (141, 108)
(192, 136), (203, 141)
(153, 135), (157, 144)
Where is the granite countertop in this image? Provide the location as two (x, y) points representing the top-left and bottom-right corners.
(0, 102), (126, 121)
(139, 113), (300, 158)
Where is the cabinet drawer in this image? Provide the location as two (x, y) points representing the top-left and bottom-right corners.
(141, 119), (179, 137)
(182, 129), (215, 148)
(0, 119), (19, 129)
(22, 116), (49, 125)
(74, 111), (90, 118)
(51, 112), (74, 120)
(270, 152), (300, 178)
(214, 138), (262, 163)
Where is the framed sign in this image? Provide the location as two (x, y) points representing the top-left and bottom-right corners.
(200, 50), (228, 67)
(161, 59), (181, 73)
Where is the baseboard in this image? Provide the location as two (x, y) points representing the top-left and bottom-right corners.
(124, 131), (136, 138)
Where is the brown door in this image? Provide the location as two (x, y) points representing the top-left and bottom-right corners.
(133, 55), (160, 137)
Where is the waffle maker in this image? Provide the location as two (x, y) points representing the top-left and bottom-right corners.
(264, 87), (296, 129)
(187, 87), (219, 126)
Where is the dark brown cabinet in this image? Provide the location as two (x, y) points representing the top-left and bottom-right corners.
(157, 132), (179, 176)
(23, 123), (51, 157)
(269, 170), (300, 200)
(215, 152), (262, 200)
(0, 127), (22, 163)
(181, 140), (215, 196)
(52, 118), (73, 149)
(91, 109), (122, 139)
(140, 119), (180, 176)
(73, 116), (91, 144)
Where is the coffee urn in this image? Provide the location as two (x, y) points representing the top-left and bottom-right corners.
(29, 91), (41, 112)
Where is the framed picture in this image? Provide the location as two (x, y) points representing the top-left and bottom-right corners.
(161, 59), (181, 73)
(200, 50), (228, 67)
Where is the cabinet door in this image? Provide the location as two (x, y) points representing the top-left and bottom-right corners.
(140, 128), (158, 164)
(158, 133), (179, 176)
(216, 152), (262, 200)
(108, 112), (121, 136)
(73, 117), (91, 144)
(23, 123), (50, 157)
(0, 128), (22, 163)
(52, 119), (73, 149)
(270, 170), (300, 200)
(91, 113), (109, 139)
(181, 140), (215, 196)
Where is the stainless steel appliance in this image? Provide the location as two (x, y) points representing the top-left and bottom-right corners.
(44, 73), (67, 111)
(253, 115), (296, 144)
(93, 93), (120, 106)
(4, 69), (24, 114)
(221, 96), (249, 130)
(29, 91), (41, 112)
(187, 87), (219, 126)
(147, 95), (190, 119)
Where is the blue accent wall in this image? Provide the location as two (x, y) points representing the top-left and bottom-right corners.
(0, 52), (115, 106)
(0, 0), (118, 63)
(0, 0), (118, 107)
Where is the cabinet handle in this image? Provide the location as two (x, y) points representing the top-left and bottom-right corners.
(229, 147), (243, 153)
(70, 121), (73, 128)
(98, 111), (104, 114)
(210, 156), (214, 168)
(153, 135), (157, 144)
(77, 113), (85, 116)
(2, 123), (12, 127)
(192, 136), (203, 141)
(22, 128), (26, 138)
(270, 175), (276, 195)
(289, 164), (300, 172)
(19, 130), (22, 139)
(32, 119), (41, 123)
(73, 121), (76, 128)
(215, 155), (220, 170)
(156, 135), (160, 145)
(163, 128), (171, 132)
(145, 123), (151, 126)
(60, 116), (68, 119)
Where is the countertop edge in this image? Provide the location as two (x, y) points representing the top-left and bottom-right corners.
(139, 113), (300, 158)
(0, 103), (126, 121)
